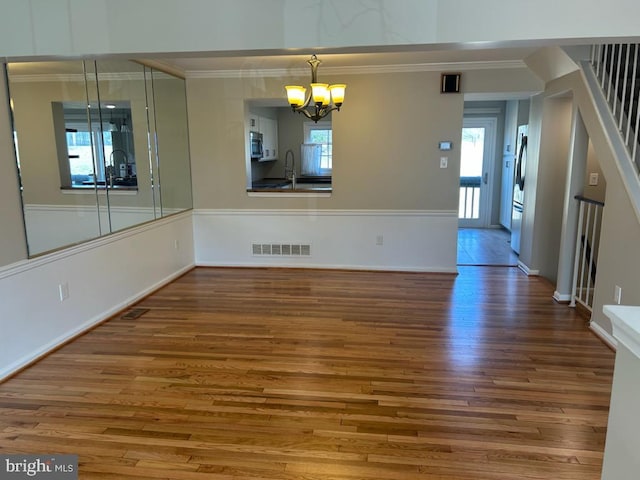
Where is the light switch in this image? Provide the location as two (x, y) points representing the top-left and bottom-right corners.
(589, 172), (599, 186)
(440, 157), (448, 169)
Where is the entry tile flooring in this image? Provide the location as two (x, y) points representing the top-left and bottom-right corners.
(457, 227), (519, 266)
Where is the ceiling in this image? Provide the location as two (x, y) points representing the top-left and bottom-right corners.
(159, 46), (542, 74)
(6, 44), (591, 79)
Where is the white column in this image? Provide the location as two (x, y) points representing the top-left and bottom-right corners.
(601, 305), (640, 480)
(554, 105), (589, 302)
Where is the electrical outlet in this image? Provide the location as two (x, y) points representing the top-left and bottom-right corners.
(58, 282), (69, 302)
(376, 235), (384, 246)
(614, 285), (622, 304)
(440, 157), (448, 169)
(174, 239), (180, 250)
(589, 172), (599, 186)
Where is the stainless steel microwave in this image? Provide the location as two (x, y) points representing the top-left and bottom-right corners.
(250, 131), (263, 159)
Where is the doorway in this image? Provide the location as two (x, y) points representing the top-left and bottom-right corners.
(457, 116), (516, 266)
(458, 117), (497, 228)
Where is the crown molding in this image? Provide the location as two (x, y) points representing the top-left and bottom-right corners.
(8, 72), (148, 83)
(185, 60), (527, 79)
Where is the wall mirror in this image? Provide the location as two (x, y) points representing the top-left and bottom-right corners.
(6, 59), (192, 257)
(57, 100), (137, 188)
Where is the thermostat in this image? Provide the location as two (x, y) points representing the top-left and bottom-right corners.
(439, 141), (453, 151)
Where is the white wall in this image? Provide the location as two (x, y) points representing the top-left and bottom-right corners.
(194, 209), (458, 272)
(2, 1), (640, 58)
(22, 204), (175, 255)
(0, 212), (195, 381)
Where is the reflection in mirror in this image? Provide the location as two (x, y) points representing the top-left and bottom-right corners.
(55, 101), (136, 188)
(82, 59), (111, 236)
(8, 60), (103, 255)
(6, 59), (193, 257)
(150, 69), (192, 215)
(94, 60), (156, 233)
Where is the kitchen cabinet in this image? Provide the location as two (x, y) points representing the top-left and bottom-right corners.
(248, 115), (259, 131)
(247, 111), (278, 161)
(259, 116), (278, 161)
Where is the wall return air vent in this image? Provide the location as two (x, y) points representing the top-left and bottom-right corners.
(252, 243), (311, 256)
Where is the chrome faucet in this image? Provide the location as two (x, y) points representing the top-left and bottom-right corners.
(284, 149), (296, 189)
(110, 149), (129, 177)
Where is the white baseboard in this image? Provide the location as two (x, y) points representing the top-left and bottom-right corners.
(0, 212), (195, 383)
(196, 260), (458, 274)
(518, 261), (540, 276)
(0, 263), (194, 383)
(553, 291), (572, 302)
(589, 321), (618, 351)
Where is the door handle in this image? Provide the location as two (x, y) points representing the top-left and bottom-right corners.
(483, 172), (488, 184)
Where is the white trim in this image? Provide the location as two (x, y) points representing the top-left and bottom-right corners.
(517, 261), (540, 276)
(463, 107), (503, 115)
(553, 291), (572, 302)
(0, 263), (194, 383)
(247, 191), (332, 198)
(194, 209), (457, 217)
(23, 204), (153, 214)
(0, 210), (192, 280)
(186, 60), (527, 79)
(590, 319), (618, 351)
(61, 188), (138, 196)
(196, 260), (457, 274)
(9, 72), (147, 83)
(603, 305), (640, 356)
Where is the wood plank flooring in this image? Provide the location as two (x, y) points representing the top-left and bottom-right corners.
(457, 228), (519, 266)
(0, 267), (614, 479)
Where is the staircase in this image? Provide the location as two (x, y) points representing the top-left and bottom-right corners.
(564, 43), (640, 314)
(591, 43), (640, 170)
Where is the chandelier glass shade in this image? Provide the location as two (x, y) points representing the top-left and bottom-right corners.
(285, 55), (346, 123)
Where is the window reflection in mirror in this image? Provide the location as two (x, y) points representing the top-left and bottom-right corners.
(6, 59), (193, 257)
(8, 60), (104, 255)
(247, 102), (332, 192)
(94, 59), (155, 233)
(55, 101), (137, 188)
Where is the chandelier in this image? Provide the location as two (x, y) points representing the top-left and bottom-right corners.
(285, 55), (346, 123)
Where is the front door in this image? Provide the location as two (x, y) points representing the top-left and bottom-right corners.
(458, 117), (497, 228)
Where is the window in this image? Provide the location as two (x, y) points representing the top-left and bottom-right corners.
(66, 125), (112, 186)
(303, 121), (332, 175)
(55, 101), (137, 188)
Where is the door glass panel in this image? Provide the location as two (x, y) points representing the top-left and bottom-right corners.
(459, 127), (485, 220)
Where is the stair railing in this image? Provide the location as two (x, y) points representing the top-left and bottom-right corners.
(591, 44), (640, 170)
(570, 195), (605, 313)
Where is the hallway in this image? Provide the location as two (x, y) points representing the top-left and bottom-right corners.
(457, 227), (519, 266)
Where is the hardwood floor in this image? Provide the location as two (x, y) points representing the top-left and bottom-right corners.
(0, 267), (614, 479)
(457, 228), (519, 266)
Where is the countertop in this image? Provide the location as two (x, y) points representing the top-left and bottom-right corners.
(250, 176), (332, 192)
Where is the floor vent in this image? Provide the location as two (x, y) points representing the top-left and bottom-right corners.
(252, 243), (311, 256)
(121, 308), (150, 320)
